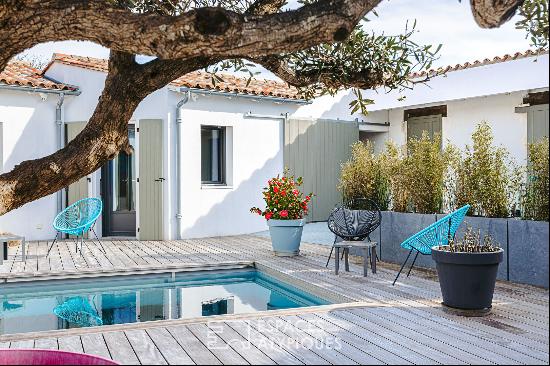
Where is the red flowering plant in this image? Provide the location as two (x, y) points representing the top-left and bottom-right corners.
(250, 171), (313, 220)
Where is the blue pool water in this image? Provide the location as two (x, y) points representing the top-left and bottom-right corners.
(0, 269), (329, 335)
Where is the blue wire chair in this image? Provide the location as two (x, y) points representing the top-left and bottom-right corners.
(53, 296), (103, 327)
(47, 198), (106, 257)
(392, 205), (470, 285)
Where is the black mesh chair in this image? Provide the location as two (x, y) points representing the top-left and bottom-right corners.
(325, 198), (382, 267)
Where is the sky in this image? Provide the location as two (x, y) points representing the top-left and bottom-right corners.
(19, 0), (531, 79)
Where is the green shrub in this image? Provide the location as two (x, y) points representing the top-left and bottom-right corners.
(381, 141), (409, 212)
(381, 133), (454, 214)
(455, 122), (522, 218)
(405, 133), (456, 214)
(339, 140), (390, 210)
(522, 138), (549, 221)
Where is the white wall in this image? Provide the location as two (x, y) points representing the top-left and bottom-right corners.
(0, 90), (68, 240)
(46, 62), (302, 240)
(3, 54), (545, 241)
(169, 91), (300, 239)
(357, 92), (530, 164)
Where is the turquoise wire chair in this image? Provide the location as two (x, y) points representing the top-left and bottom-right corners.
(392, 205), (470, 285)
(53, 296), (103, 328)
(47, 198), (106, 257)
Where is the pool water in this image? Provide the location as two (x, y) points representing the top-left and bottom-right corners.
(0, 269), (329, 335)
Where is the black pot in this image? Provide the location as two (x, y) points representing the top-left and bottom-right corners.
(432, 247), (504, 310)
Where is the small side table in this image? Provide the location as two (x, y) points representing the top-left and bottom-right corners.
(334, 241), (377, 277)
(0, 234), (26, 265)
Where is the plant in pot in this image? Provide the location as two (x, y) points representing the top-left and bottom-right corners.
(432, 227), (504, 312)
(251, 172), (313, 257)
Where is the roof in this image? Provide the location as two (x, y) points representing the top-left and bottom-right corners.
(47, 53), (302, 100)
(0, 61), (78, 92)
(409, 49), (547, 79)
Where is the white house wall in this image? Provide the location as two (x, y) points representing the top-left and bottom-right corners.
(2, 54), (546, 241)
(46, 62), (301, 240)
(312, 53), (549, 114)
(168, 91), (300, 239)
(298, 54), (548, 164)
(0, 90), (64, 240)
(353, 91), (530, 164)
(46, 63), (172, 239)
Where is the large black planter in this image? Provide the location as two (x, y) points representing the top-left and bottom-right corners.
(432, 247), (504, 310)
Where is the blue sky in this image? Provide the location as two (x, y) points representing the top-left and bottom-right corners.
(21, 0), (530, 78)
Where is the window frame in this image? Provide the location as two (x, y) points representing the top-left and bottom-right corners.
(200, 125), (226, 185)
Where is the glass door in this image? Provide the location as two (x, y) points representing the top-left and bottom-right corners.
(101, 126), (136, 236)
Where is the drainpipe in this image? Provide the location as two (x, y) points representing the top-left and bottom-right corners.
(176, 91), (191, 239)
(56, 93), (65, 214)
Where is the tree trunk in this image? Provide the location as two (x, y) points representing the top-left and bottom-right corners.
(0, 52), (213, 215)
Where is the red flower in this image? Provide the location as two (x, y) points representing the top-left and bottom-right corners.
(280, 210), (289, 218)
(273, 186), (279, 193)
(293, 189), (299, 196)
(281, 190), (287, 196)
(265, 212), (273, 220)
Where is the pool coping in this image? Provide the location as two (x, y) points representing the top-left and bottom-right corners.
(0, 261), (370, 342)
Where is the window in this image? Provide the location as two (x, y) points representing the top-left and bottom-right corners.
(405, 105), (445, 144)
(201, 126), (226, 184)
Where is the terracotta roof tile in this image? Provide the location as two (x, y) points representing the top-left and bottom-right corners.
(0, 61), (78, 91)
(47, 53), (301, 100)
(409, 49), (547, 79)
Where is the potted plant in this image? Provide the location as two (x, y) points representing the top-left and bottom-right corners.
(251, 172), (312, 256)
(432, 227), (504, 311)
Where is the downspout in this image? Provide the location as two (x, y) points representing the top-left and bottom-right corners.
(176, 91), (191, 239)
(55, 93), (65, 214)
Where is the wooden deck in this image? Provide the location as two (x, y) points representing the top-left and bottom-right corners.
(0, 236), (548, 365)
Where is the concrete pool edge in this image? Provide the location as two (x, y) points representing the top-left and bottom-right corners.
(0, 261), (365, 342)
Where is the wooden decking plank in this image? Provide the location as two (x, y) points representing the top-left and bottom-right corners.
(377, 305), (541, 365)
(348, 307), (495, 364)
(265, 316), (358, 365)
(298, 312), (412, 365)
(372, 265), (550, 328)
(123, 239), (161, 266)
(281, 315), (384, 365)
(36, 241), (52, 273)
(57, 240), (78, 271)
(206, 321), (276, 365)
(143, 241), (180, 264)
(8, 244), (25, 275)
(333, 309), (471, 364)
(9, 339), (34, 349)
(166, 325), (222, 365)
(125, 329), (168, 365)
(185, 323), (248, 365)
(95, 239), (127, 269)
(103, 331), (141, 365)
(227, 321), (303, 365)
(135, 240), (173, 265)
(34, 338), (58, 350)
(312, 312), (437, 365)
(322, 264), (550, 354)
(57, 335), (83, 353)
(0, 236), (547, 365)
(81, 333), (111, 360)
(145, 327), (195, 365)
(111, 239), (146, 267)
(247, 318), (330, 365)
(22, 241), (37, 273)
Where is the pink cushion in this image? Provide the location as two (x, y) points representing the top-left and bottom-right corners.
(0, 349), (118, 365)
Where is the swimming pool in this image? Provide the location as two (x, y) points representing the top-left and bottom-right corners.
(0, 268), (330, 335)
